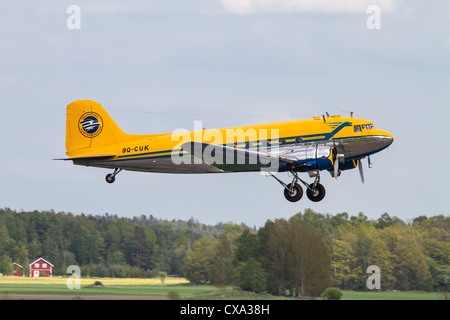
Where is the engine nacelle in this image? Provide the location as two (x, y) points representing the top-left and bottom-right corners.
(286, 145), (359, 174)
(290, 146), (334, 172)
(337, 158), (358, 171)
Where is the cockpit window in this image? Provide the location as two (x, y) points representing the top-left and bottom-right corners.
(366, 124), (375, 129)
(354, 125), (362, 132)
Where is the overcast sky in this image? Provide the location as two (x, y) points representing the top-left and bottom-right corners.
(0, 1), (449, 227)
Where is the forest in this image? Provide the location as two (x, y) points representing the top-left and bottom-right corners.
(0, 207), (449, 296)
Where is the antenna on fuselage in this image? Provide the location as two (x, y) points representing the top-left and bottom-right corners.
(342, 111), (354, 117)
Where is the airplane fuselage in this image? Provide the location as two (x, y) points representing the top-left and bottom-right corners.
(62, 100), (393, 202)
(70, 114), (393, 175)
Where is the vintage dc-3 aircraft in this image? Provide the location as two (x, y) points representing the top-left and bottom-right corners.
(59, 100), (393, 202)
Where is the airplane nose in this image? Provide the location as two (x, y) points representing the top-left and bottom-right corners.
(373, 131), (394, 153)
(380, 131), (394, 148)
(333, 130), (393, 159)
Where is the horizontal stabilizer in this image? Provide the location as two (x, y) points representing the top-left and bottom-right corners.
(54, 154), (117, 161)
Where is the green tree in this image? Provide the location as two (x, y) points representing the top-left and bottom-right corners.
(106, 247), (126, 265)
(288, 219), (331, 297)
(0, 224), (13, 257)
(261, 219), (331, 297)
(151, 224), (173, 272)
(427, 239), (450, 265)
(171, 244), (189, 276)
(235, 228), (259, 262)
(158, 271), (167, 284)
(367, 233), (395, 289)
(17, 246), (30, 277)
(0, 255), (13, 275)
(131, 227), (151, 269)
(387, 226), (431, 290)
(376, 213), (405, 229)
(184, 237), (218, 284)
(329, 238), (361, 289)
(233, 258), (267, 293)
(211, 234), (233, 288)
(261, 219), (291, 295)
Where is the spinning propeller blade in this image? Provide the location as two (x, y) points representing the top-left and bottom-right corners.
(358, 159), (365, 184)
(334, 156), (339, 181)
(333, 148), (344, 182)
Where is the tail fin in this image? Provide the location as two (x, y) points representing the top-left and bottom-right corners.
(65, 100), (128, 156)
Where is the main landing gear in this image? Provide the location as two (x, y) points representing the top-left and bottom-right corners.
(268, 170), (326, 202)
(105, 168), (122, 184)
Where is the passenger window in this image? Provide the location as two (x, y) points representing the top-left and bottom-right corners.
(354, 125), (362, 132)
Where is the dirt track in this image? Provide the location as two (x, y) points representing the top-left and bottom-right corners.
(1, 294), (169, 300)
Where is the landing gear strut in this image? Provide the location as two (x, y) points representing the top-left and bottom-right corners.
(105, 168), (122, 184)
(268, 170), (326, 202)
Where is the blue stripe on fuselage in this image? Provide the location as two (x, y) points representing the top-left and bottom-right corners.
(112, 122), (353, 162)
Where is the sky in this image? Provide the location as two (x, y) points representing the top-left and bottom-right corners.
(0, 0), (449, 228)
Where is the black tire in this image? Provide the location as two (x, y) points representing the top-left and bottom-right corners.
(284, 183), (303, 202)
(105, 174), (115, 184)
(306, 183), (326, 202)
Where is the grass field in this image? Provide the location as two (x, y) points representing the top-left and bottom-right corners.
(0, 277), (446, 300)
(341, 290), (447, 300)
(0, 276), (208, 299)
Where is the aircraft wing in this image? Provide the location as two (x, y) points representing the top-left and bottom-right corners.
(181, 142), (296, 172)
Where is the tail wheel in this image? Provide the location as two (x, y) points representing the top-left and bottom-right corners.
(284, 183), (303, 202)
(306, 183), (326, 202)
(105, 168), (122, 184)
(105, 173), (115, 184)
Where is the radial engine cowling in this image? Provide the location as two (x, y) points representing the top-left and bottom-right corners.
(291, 146), (334, 172)
(289, 145), (359, 173)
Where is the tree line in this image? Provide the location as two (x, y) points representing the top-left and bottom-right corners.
(0, 207), (449, 296)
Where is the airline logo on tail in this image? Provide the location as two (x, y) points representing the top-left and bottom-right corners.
(78, 112), (103, 138)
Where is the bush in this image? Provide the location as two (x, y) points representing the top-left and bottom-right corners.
(167, 290), (181, 300)
(321, 287), (343, 300)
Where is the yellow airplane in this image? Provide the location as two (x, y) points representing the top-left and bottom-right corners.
(59, 100), (393, 202)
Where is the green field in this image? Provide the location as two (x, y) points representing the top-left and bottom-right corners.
(341, 290), (447, 300)
(0, 277), (446, 300)
(0, 277), (209, 299)
(0, 277), (211, 299)
(0, 283), (217, 299)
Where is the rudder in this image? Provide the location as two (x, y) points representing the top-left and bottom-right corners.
(65, 100), (128, 156)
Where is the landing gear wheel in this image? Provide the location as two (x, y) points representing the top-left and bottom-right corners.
(105, 173), (116, 184)
(105, 168), (123, 184)
(306, 183), (326, 202)
(284, 183), (303, 202)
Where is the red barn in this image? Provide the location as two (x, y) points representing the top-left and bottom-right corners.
(29, 258), (53, 277)
(12, 263), (23, 277)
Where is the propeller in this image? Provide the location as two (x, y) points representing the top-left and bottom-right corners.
(332, 144), (366, 184)
(334, 155), (339, 181)
(332, 148), (343, 181)
(358, 159), (364, 184)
